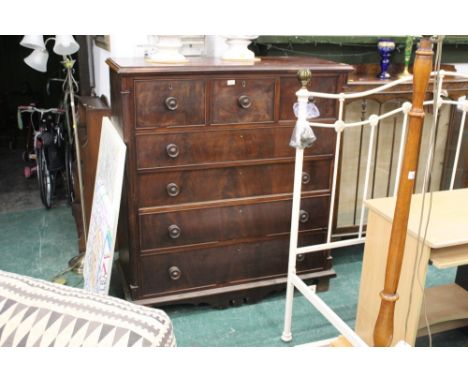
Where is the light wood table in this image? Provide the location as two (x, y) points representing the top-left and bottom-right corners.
(355, 188), (468, 346)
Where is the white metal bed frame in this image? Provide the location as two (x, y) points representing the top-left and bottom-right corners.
(281, 70), (468, 347)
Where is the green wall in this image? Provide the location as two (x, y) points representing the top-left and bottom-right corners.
(253, 36), (468, 64)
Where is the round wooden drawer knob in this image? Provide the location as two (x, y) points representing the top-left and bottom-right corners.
(166, 143), (180, 158)
(166, 183), (180, 197)
(238, 95), (252, 109)
(302, 172), (311, 184)
(299, 210), (310, 224)
(169, 266), (181, 280)
(168, 224), (181, 239)
(165, 96), (178, 111)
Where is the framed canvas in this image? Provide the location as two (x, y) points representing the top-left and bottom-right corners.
(94, 35), (111, 51)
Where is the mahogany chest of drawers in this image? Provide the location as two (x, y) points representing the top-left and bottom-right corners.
(107, 56), (352, 307)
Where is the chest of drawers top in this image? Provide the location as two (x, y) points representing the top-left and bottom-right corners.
(106, 56), (352, 75)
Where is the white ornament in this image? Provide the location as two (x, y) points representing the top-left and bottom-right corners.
(148, 36), (188, 64)
(221, 35), (259, 62)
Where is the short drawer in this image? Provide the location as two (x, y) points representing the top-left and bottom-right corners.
(279, 74), (340, 120)
(139, 231), (328, 296)
(135, 126), (335, 169)
(138, 158), (332, 207)
(139, 195), (329, 252)
(211, 77), (275, 124)
(134, 79), (206, 128)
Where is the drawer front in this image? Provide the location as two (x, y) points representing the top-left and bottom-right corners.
(140, 232), (327, 296)
(279, 75), (340, 121)
(211, 78), (275, 124)
(139, 195), (329, 251)
(134, 79), (206, 128)
(138, 159), (331, 207)
(135, 126), (335, 169)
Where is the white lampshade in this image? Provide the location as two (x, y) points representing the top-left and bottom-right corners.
(20, 35), (46, 50)
(24, 49), (49, 73)
(53, 35), (80, 55)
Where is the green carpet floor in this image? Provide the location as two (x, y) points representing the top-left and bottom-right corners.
(0, 205), (466, 346)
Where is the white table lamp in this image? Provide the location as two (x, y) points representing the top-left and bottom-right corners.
(20, 35), (87, 274)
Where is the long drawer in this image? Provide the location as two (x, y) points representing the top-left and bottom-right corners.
(139, 195), (329, 252)
(135, 126), (336, 170)
(138, 158), (332, 208)
(139, 231), (328, 297)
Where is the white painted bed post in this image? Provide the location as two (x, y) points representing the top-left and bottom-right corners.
(357, 115), (378, 238)
(326, 95), (345, 243)
(281, 77), (309, 342)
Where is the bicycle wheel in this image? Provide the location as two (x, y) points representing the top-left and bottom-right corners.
(36, 147), (45, 204)
(64, 139), (75, 204)
(37, 147), (52, 209)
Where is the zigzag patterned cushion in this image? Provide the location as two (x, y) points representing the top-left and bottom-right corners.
(0, 269), (176, 347)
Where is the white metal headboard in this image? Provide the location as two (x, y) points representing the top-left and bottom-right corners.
(282, 70), (468, 347)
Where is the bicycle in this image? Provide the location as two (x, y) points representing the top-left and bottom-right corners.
(17, 103), (39, 179)
(17, 105), (74, 208)
(46, 74), (79, 205)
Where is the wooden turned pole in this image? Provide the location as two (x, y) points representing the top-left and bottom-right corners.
(373, 38), (434, 347)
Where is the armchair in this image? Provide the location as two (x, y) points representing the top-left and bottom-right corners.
(0, 269), (175, 347)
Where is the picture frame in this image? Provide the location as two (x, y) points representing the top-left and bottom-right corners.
(93, 35), (111, 51)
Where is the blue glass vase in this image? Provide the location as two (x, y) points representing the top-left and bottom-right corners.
(377, 39), (396, 79)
